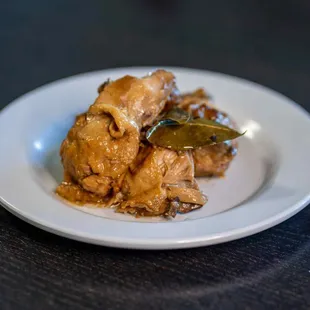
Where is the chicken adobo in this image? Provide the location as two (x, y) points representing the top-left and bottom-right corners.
(178, 88), (238, 177)
(56, 70), (242, 217)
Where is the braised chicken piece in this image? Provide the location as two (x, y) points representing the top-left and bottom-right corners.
(178, 88), (238, 177)
(118, 144), (206, 217)
(56, 70), (240, 217)
(56, 171), (122, 206)
(57, 70), (176, 204)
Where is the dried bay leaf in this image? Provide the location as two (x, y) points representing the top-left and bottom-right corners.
(146, 118), (244, 150)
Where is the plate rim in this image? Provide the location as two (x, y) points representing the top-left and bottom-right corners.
(2, 66), (310, 120)
(1, 194), (309, 249)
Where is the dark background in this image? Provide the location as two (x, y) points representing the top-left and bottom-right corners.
(1, 0), (310, 309)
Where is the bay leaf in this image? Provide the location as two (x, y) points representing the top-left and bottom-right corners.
(146, 119), (244, 150)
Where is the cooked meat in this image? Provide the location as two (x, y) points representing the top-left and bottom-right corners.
(56, 171), (123, 206)
(118, 145), (206, 217)
(57, 70), (176, 202)
(178, 88), (238, 177)
(192, 143), (237, 177)
(56, 70), (239, 218)
(97, 79), (110, 93)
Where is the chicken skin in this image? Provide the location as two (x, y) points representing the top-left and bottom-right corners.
(57, 70), (176, 204)
(119, 145), (206, 216)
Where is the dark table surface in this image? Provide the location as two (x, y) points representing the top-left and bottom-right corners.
(1, 0), (310, 309)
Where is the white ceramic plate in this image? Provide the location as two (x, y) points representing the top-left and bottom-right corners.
(1, 67), (310, 250)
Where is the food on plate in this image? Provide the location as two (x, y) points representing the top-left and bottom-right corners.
(177, 89), (239, 176)
(119, 144), (206, 217)
(58, 70), (175, 197)
(56, 70), (243, 217)
(146, 110), (240, 150)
